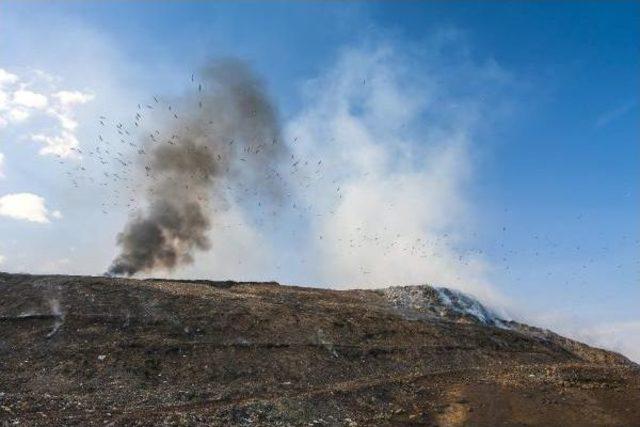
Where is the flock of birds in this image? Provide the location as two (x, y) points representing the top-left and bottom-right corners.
(56, 82), (333, 216)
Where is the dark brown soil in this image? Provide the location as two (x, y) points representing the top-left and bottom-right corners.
(0, 272), (638, 426)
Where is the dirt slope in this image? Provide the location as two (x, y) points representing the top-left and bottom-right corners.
(0, 272), (638, 426)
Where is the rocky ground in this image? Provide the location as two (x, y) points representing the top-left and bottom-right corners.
(0, 272), (638, 426)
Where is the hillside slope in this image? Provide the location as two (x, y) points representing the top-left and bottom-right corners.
(0, 272), (638, 426)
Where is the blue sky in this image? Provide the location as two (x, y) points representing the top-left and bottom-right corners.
(0, 2), (638, 360)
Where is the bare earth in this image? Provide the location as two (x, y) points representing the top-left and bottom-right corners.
(0, 272), (638, 426)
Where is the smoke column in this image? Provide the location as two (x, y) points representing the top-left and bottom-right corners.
(108, 59), (285, 276)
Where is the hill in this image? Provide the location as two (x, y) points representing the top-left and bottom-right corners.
(0, 272), (638, 426)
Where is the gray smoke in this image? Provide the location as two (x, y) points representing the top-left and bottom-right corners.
(108, 59), (285, 276)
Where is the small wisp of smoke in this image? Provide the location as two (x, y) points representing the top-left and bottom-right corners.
(46, 297), (65, 338)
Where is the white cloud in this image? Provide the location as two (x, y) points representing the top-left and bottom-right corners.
(0, 254), (5, 265)
(0, 90), (8, 111)
(31, 131), (81, 158)
(0, 69), (18, 86)
(0, 152), (5, 179)
(46, 90), (93, 132)
(52, 90), (94, 107)
(53, 111), (79, 131)
(13, 89), (48, 109)
(0, 68), (93, 158)
(8, 108), (29, 122)
(0, 68), (19, 125)
(0, 192), (61, 224)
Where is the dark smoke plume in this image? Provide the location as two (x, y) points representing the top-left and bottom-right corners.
(108, 59), (285, 276)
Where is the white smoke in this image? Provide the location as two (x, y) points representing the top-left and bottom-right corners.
(279, 43), (509, 305)
(46, 297), (65, 338)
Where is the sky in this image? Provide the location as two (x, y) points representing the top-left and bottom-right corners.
(0, 2), (638, 361)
